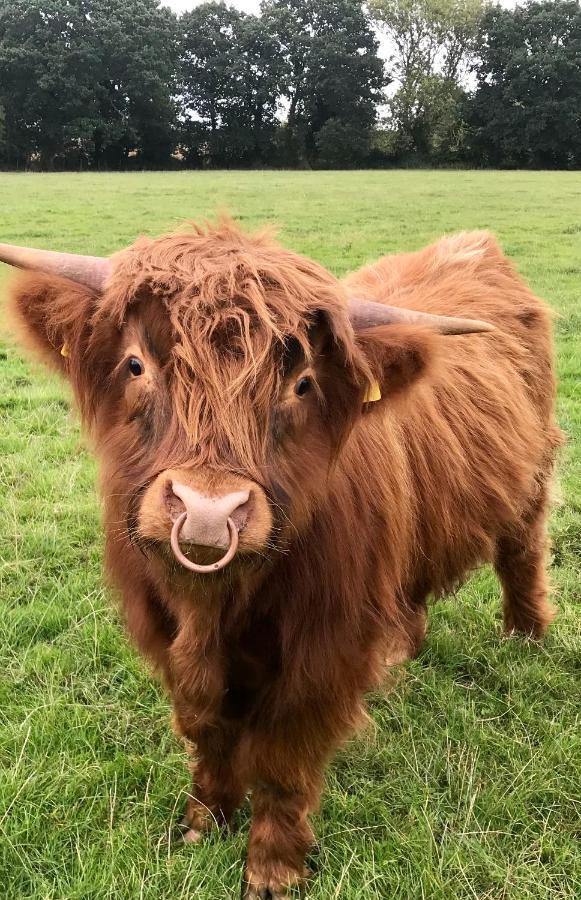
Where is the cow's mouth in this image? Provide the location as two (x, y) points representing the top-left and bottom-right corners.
(170, 511), (240, 573)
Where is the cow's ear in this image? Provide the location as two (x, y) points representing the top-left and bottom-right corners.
(8, 272), (95, 377)
(356, 324), (437, 405)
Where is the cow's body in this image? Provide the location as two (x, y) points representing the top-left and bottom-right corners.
(5, 223), (560, 898)
(342, 231), (560, 635)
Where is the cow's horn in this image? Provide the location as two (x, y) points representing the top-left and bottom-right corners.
(0, 243), (111, 292)
(348, 298), (494, 335)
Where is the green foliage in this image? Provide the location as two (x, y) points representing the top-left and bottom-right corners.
(0, 0), (100, 168)
(466, 0), (581, 168)
(0, 0), (177, 169)
(88, 0), (178, 168)
(315, 117), (372, 167)
(180, 2), (284, 166)
(0, 169), (580, 897)
(1, 0), (581, 169)
(260, 0), (386, 165)
(0, 101), (6, 163)
(370, 0), (484, 159)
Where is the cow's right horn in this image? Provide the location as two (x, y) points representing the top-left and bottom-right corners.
(0, 243), (112, 292)
(348, 298), (494, 335)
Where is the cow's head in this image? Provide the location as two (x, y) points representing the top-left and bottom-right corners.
(2, 221), (492, 577)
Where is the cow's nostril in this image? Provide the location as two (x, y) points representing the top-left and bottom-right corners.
(230, 492), (252, 533)
(164, 479), (186, 519)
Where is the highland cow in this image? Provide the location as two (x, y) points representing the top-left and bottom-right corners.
(1, 222), (561, 898)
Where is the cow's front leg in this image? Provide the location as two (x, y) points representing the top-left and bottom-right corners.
(174, 720), (245, 842)
(244, 771), (320, 898)
(169, 613), (246, 840)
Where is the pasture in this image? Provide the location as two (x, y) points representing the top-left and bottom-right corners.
(0, 171), (579, 899)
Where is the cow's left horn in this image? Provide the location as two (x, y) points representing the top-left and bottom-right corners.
(0, 243), (112, 292)
(348, 298), (494, 335)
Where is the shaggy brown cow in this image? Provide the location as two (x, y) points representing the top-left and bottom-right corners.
(1, 222), (561, 898)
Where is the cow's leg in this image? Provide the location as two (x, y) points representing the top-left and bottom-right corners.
(494, 484), (555, 638)
(385, 585), (428, 666)
(174, 720), (245, 842)
(240, 727), (325, 899)
(244, 777), (318, 899)
(169, 614), (246, 840)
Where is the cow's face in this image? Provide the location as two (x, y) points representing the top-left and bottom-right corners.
(108, 302), (363, 570)
(6, 221), (488, 576)
(85, 243), (373, 573)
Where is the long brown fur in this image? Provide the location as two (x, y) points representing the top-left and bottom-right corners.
(8, 221), (562, 898)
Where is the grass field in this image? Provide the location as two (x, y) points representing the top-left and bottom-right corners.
(0, 171), (579, 899)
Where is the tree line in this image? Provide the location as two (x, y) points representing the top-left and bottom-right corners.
(0, 0), (579, 170)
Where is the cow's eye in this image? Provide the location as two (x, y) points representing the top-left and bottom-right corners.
(294, 376), (312, 397)
(128, 356), (144, 377)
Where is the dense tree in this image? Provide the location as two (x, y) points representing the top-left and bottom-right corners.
(370, 0), (484, 158)
(221, 14), (285, 163)
(180, 2), (241, 145)
(0, 1), (99, 167)
(465, 0), (581, 168)
(0, 0), (177, 169)
(89, 0), (178, 168)
(0, 0), (580, 170)
(262, 0), (385, 165)
(180, 2), (284, 166)
(0, 101), (6, 164)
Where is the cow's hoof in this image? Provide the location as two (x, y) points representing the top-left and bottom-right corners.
(181, 827), (203, 844)
(176, 815), (205, 845)
(243, 870), (308, 898)
(243, 862), (308, 898)
(243, 887), (288, 900)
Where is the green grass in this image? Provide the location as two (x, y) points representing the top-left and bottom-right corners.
(0, 171), (579, 899)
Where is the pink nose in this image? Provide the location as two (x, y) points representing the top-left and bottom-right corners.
(168, 482), (250, 549)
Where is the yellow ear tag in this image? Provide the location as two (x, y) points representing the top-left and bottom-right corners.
(364, 380), (382, 403)
(60, 343), (70, 358)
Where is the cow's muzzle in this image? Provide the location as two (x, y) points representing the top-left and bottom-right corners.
(167, 481), (249, 573)
(137, 468), (273, 572)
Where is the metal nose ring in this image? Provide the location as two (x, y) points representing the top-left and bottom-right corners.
(170, 512), (239, 573)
